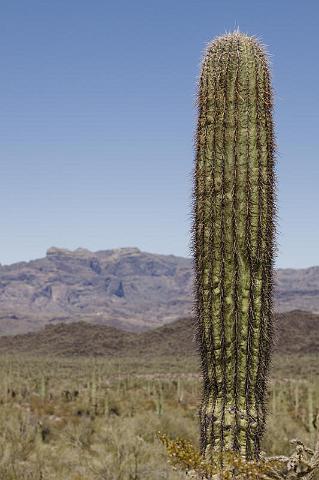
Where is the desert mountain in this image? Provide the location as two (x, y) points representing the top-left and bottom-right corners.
(0, 310), (317, 357)
(0, 246), (318, 335)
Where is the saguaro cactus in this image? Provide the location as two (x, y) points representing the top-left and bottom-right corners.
(192, 31), (276, 461)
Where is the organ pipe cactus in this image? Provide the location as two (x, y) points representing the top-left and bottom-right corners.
(192, 31), (277, 461)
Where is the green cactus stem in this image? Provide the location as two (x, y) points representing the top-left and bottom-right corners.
(192, 31), (277, 461)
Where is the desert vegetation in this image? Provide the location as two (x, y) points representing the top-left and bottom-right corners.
(0, 353), (317, 479)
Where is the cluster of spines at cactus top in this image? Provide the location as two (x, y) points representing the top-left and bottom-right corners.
(191, 31), (277, 461)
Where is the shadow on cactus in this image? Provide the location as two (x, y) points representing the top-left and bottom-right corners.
(158, 31), (319, 480)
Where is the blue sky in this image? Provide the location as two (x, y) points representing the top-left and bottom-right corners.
(1, 1), (318, 268)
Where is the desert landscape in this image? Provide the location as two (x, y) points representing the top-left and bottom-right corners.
(0, 249), (318, 478)
(1, 0), (318, 478)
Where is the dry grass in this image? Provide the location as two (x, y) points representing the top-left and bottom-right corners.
(0, 354), (317, 479)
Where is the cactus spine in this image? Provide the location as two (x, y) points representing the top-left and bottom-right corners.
(192, 31), (276, 460)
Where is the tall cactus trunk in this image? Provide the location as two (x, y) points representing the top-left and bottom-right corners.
(192, 31), (277, 461)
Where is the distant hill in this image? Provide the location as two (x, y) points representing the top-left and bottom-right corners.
(0, 246), (319, 335)
(0, 310), (317, 357)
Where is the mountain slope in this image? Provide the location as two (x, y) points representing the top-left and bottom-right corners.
(0, 310), (317, 357)
(0, 246), (319, 334)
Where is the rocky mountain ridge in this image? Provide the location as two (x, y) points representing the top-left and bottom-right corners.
(0, 246), (318, 335)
